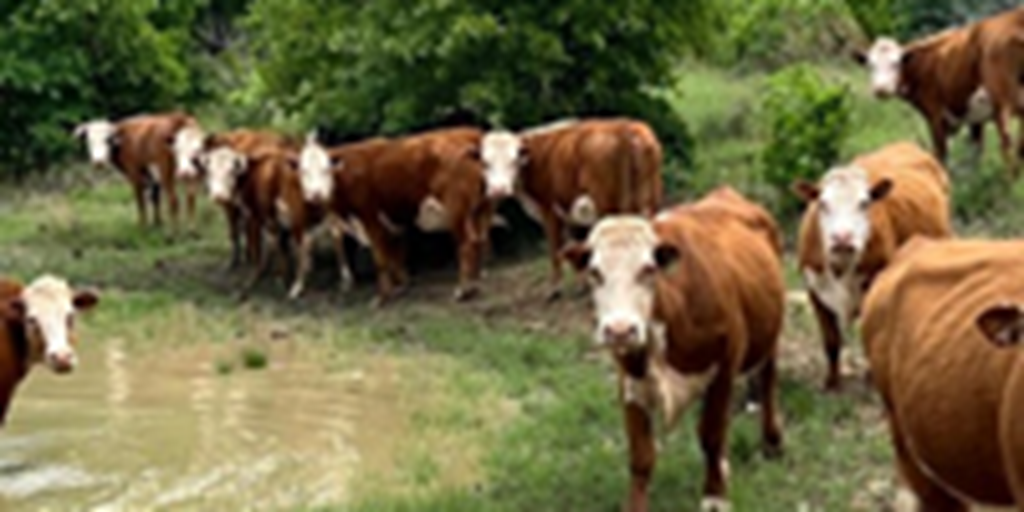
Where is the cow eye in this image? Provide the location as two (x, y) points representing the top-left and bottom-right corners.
(587, 267), (603, 286)
(819, 203), (830, 215)
(859, 198), (870, 210)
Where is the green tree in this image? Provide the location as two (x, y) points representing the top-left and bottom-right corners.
(0, 0), (203, 176)
(243, 0), (711, 163)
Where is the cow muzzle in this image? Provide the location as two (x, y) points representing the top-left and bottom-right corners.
(598, 317), (646, 351)
(46, 350), (77, 374)
(487, 184), (514, 200)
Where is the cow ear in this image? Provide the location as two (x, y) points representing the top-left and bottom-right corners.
(653, 242), (680, 271)
(791, 180), (820, 203)
(517, 145), (529, 165)
(72, 124), (87, 139)
(561, 243), (592, 273)
(331, 157), (345, 171)
(234, 155), (249, 175)
(72, 290), (100, 311)
(977, 303), (1024, 347)
(465, 145), (481, 162)
(0, 298), (26, 322)
(870, 178), (893, 202)
(851, 48), (867, 66)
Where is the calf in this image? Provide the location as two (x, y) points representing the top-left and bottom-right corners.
(0, 275), (99, 425)
(793, 142), (952, 390)
(299, 127), (491, 305)
(481, 118), (663, 299)
(562, 187), (785, 512)
(857, 6), (1024, 177)
(74, 112), (204, 231)
(861, 237), (1024, 510)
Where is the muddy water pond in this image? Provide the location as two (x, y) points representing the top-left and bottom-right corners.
(0, 338), (406, 510)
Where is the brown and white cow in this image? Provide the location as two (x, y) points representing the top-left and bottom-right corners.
(481, 118), (663, 298)
(73, 112), (205, 231)
(201, 132), (346, 299)
(856, 7), (1024, 177)
(562, 187), (785, 512)
(0, 275), (99, 425)
(793, 142), (952, 391)
(298, 127), (492, 305)
(200, 129), (300, 270)
(861, 237), (1024, 510)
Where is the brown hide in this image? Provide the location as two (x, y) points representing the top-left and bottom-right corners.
(796, 142), (951, 390)
(861, 238), (1024, 508)
(109, 112), (199, 230)
(0, 280), (28, 425)
(521, 118), (663, 288)
(327, 127), (489, 303)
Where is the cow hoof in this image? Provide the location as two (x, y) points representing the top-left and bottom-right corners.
(453, 285), (480, 302)
(762, 440), (784, 460)
(700, 497), (731, 512)
(545, 287), (563, 303)
(287, 285), (304, 301)
(823, 379), (842, 394)
(233, 290), (251, 303)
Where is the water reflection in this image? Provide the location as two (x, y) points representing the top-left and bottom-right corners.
(0, 339), (400, 511)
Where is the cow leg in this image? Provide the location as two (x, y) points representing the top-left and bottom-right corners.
(185, 178), (198, 235)
(452, 203), (483, 302)
(276, 228), (293, 284)
(810, 292), (844, 392)
(132, 182), (148, 227)
(697, 371), (734, 511)
(149, 183), (163, 227)
(995, 106), (1019, 180)
(223, 204), (242, 270)
(164, 174), (180, 236)
(623, 401), (655, 512)
(887, 416), (967, 512)
(969, 123), (986, 166)
(329, 219), (354, 293)
(926, 117), (949, 164)
(238, 219), (268, 300)
(364, 221), (400, 307)
(541, 209), (566, 302)
(757, 356), (783, 458)
(287, 228), (311, 300)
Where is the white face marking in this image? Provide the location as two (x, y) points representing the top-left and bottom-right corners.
(583, 217), (661, 350)
(172, 126), (206, 178)
(816, 166), (873, 268)
(864, 38), (905, 98)
(480, 131), (523, 199)
(21, 276), (84, 373)
(204, 147), (247, 203)
(75, 120), (117, 166)
(298, 137), (335, 203)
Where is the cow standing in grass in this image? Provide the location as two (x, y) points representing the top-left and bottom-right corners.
(562, 187), (784, 512)
(793, 142), (952, 391)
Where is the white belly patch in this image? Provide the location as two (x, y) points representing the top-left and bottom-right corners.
(416, 196), (449, 232)
(146, 164), (161, 183)
(622, 347), (718, 431)
(274, 199), (292, 228)
(568, 195), (597, 226)
(803, 268), (862, 328)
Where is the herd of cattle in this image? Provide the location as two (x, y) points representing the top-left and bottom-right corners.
(3, 6), (1024, 512)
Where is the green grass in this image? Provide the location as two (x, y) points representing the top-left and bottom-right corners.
(4, 63), (1021, 512)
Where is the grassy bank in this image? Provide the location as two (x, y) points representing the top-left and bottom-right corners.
(1, 63), (1018, 511)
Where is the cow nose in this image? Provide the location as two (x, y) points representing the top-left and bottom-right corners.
(47, 351), (76, 374)
(602, 319), (641, 346)
(489, 185), (512, 199)
(830, 232), (855, 252)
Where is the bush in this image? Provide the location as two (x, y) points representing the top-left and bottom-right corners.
(759, 65), (852, 218)
(242, 0), (710, 161)
(0, 1), (205, 177)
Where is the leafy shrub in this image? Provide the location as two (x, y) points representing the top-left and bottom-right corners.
(759, 65), (852, 218)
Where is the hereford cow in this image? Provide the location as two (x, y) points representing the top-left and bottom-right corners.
(856, 7), (1024, 177)
(74, 112), (204, 232)
(0, 275), (99, 425)
(200, 129), (300, 270)
(562, 187), (785, 512)
(481, 118), (663, 299)
(793, 142), (952, 391)
(202, 133), (344, 299)
(298, 127), (490, 305)
(861, 237), (1024, 510)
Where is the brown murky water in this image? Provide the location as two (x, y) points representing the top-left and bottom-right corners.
(0, 338), (404, 511)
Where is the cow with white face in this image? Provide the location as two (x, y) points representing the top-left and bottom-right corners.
(479, 130), (524, 200)
(794, 142), (952, 391)
(860, 37), (906, 99)
(73, 120), (119, 168)
(202, 146), (248, 205)
(297, 133), (337, 205)
(562, 187), (786, 512)
(797, 166), (893, 275)
(1, 275), (99, 375)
